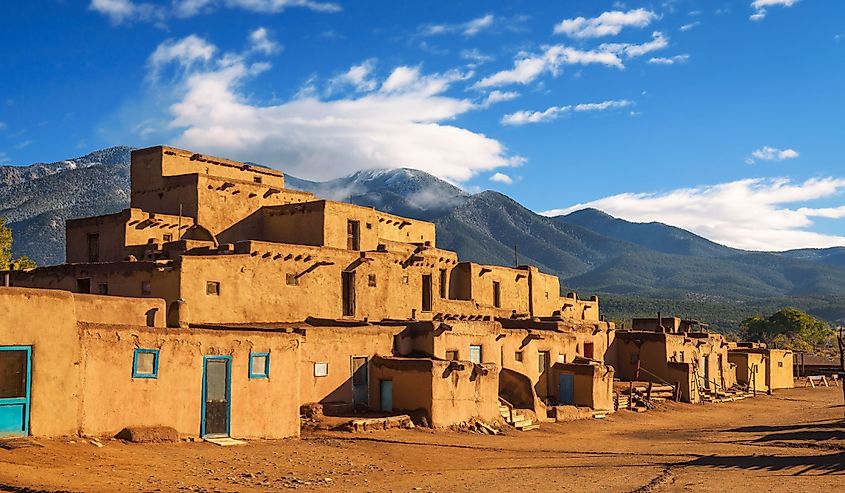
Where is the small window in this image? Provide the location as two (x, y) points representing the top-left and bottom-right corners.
(132, 349), (159, 379)
(368, 274), (377, 287)
(253, 176), (263, 184)
(439, 269), (447, 298)
(678, 351), (685, 363)
(76, 278), (91, 294)
(446, 350), (459, 361)
(402, 275), (409, 285)
(514, 351), (523, 362)
(469, 345), (482, 364)
(249, 352), (270, 379)
(286, 273), (299, 286)
(163, 233), (173, 242)
(539, 351), (550, 373)
(365, 223), (372, 230)
(314, 362), (329, 377)
(206, 281), (220, 296)
(141, 281), (152, 295)
(778, 361), (784, 368)
(97, 283), (108, 295)
(557, 353), (567, 364)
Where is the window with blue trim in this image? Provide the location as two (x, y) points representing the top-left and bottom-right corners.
(132, 348), (159, 378)
(249, 352), (270, 379)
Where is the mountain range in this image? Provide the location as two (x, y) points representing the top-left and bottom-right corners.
(3, 146), (844, 328)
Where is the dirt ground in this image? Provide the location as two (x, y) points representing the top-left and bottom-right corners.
(0, 386), (842, 493)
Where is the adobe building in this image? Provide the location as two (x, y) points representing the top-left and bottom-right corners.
(0, 145), (615, 439)
(609, 316), (738, 403)
(728, 343), (794, 393)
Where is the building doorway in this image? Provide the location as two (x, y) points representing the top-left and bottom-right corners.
(583, 342), (594, 359)
(379, 380), (393, 412)
(421, 274), (432, 312)
(558, 373), (575, 405)
(202, 356), (231, 437)
(351, 356), (369, 408)
(701, 355), (710, 390)
(342, 271), (356, 317)
(0, 346), (31, 437)
(492, 281), (501, 308)
(347, 220), (360, 250)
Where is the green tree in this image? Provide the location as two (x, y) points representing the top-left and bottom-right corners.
(0, 217), (35, 271)
(740, 307), (833, 351)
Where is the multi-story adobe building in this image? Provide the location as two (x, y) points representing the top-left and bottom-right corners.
(0, 146), (615, 439)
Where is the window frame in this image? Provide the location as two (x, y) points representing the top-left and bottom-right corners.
(314, 362), (329, 377)
(206, 281), (221, 296)
(249, 352), (271, 379)
(132, 348), (160, 379)
(469, 345), (482, 364)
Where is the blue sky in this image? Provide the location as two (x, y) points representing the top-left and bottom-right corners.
(1, 0), (844, 250)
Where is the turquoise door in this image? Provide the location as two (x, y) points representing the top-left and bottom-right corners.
(380, 380), (393, 412)
(558, 373), (575, 405)
(0, 346), (31, 437)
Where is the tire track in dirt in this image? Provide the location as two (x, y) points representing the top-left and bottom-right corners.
(627, 467), (674, 493)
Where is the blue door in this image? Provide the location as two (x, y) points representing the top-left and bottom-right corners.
(380, 380), (393, 412)
(558, 373), (575, 405)
(0, 346), (31, 437)
(202, 356), (232, 437)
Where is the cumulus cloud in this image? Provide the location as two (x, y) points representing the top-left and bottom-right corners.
(680, 21), (700, 31)
(420, 14), (496, 37)
(490, 172), (513, 184)
(474, 45), (623, 88)
(746, 146), (800, 164)
(482, 90), (519, 107)
(554, 8), (657, 38)
(248, 27), (280, 55)
(151, 34), (522, 183)
(329, 59), (378, 93)
(501, 99), (632, 125)
(90, 0), (339, 24)
(600, 31), (669, 58)
(148, 35), (217, 78)
(543, 177), (845, 251)
(460, 49), (494, 64)
(648, 54), (690, 65)
(750, 0), (799, 21)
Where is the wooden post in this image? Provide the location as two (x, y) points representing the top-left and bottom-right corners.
(752, 364), (757, 397)
(628, 381), (633, 410)
(674, 381), (681, 402)
(837, 328), (844, 419)
(646, 382), (653, 403)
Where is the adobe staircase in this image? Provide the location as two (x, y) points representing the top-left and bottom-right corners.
(698, 386), (756, 403)
(498, 398), (540, 431)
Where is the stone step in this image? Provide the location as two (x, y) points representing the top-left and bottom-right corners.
(513, 419), (533, 428)
(518, 424), (540, 431)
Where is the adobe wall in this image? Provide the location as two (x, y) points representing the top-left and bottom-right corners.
(178, 241), (460, 324)
(375, 211), (436, 246)
(560, 293), (600, 322)
(463, 263), (531, 315)
(298, 325), (403, 406)
(8, 262), (181, 303)
(551, 363), (615, 411)
(369, 357), (499, 427)
(729, 352), (768, 392)
(767, 349), (794, 389)
(498, 327), (577, 400)
(67, 209), (195, 264)
(0, 288), (82, 436)
(260, 202), (327, 247)
(529, 268), (561, 317)
(72, 293), (166, 328)
(78, 323), (301, 439)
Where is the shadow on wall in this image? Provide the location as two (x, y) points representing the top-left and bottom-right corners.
(499, 368), (535, 409)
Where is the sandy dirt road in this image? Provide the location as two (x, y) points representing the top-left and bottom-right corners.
(0, 386), (842, 492)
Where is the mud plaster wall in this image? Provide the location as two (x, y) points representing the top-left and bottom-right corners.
(369, 363), (433, 419)
(298, 326), (403, 405)
(430, 363), (499, 427)
(0, 288), (82, 436)
(78, 325), (301, 439)
(72, 293), (166, 327)
(498, 329), (577, 399)
(729, 352), (768, 391)
(552, 364), (614, 410)
(767, 350), (794, 389)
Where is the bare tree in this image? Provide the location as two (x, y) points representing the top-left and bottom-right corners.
(838, 327), (844, 420)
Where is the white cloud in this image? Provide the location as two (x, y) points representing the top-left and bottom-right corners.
(648, 54), (690, 64)
(680, 21), (700, 31)
(750, 0), (798, 21)
(153, 35), (521, 183)
(248, 27), (280, 55)
(329, 59), (378, 93)
(89, 0), (163, 24)
(502, 99), (632, 125)
(601, 31), (669, 58)
(148, 35), (217, 77)
(490, 172), (513, 184)
(482, 90), (519, 107)
(91, 0), (340, 24)
(421, 14), (496, 37)
(543, 177), (845, 251)
(474, 45), (623, 88)
(460, 49), (494, 63)
(554, 8), (657, 38)
(746, 146), (800, 163)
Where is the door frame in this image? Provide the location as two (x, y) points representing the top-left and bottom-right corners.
(201, 355), (232, 438)
(350, 355), (369, 407)
(0, 346), (31, 438)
